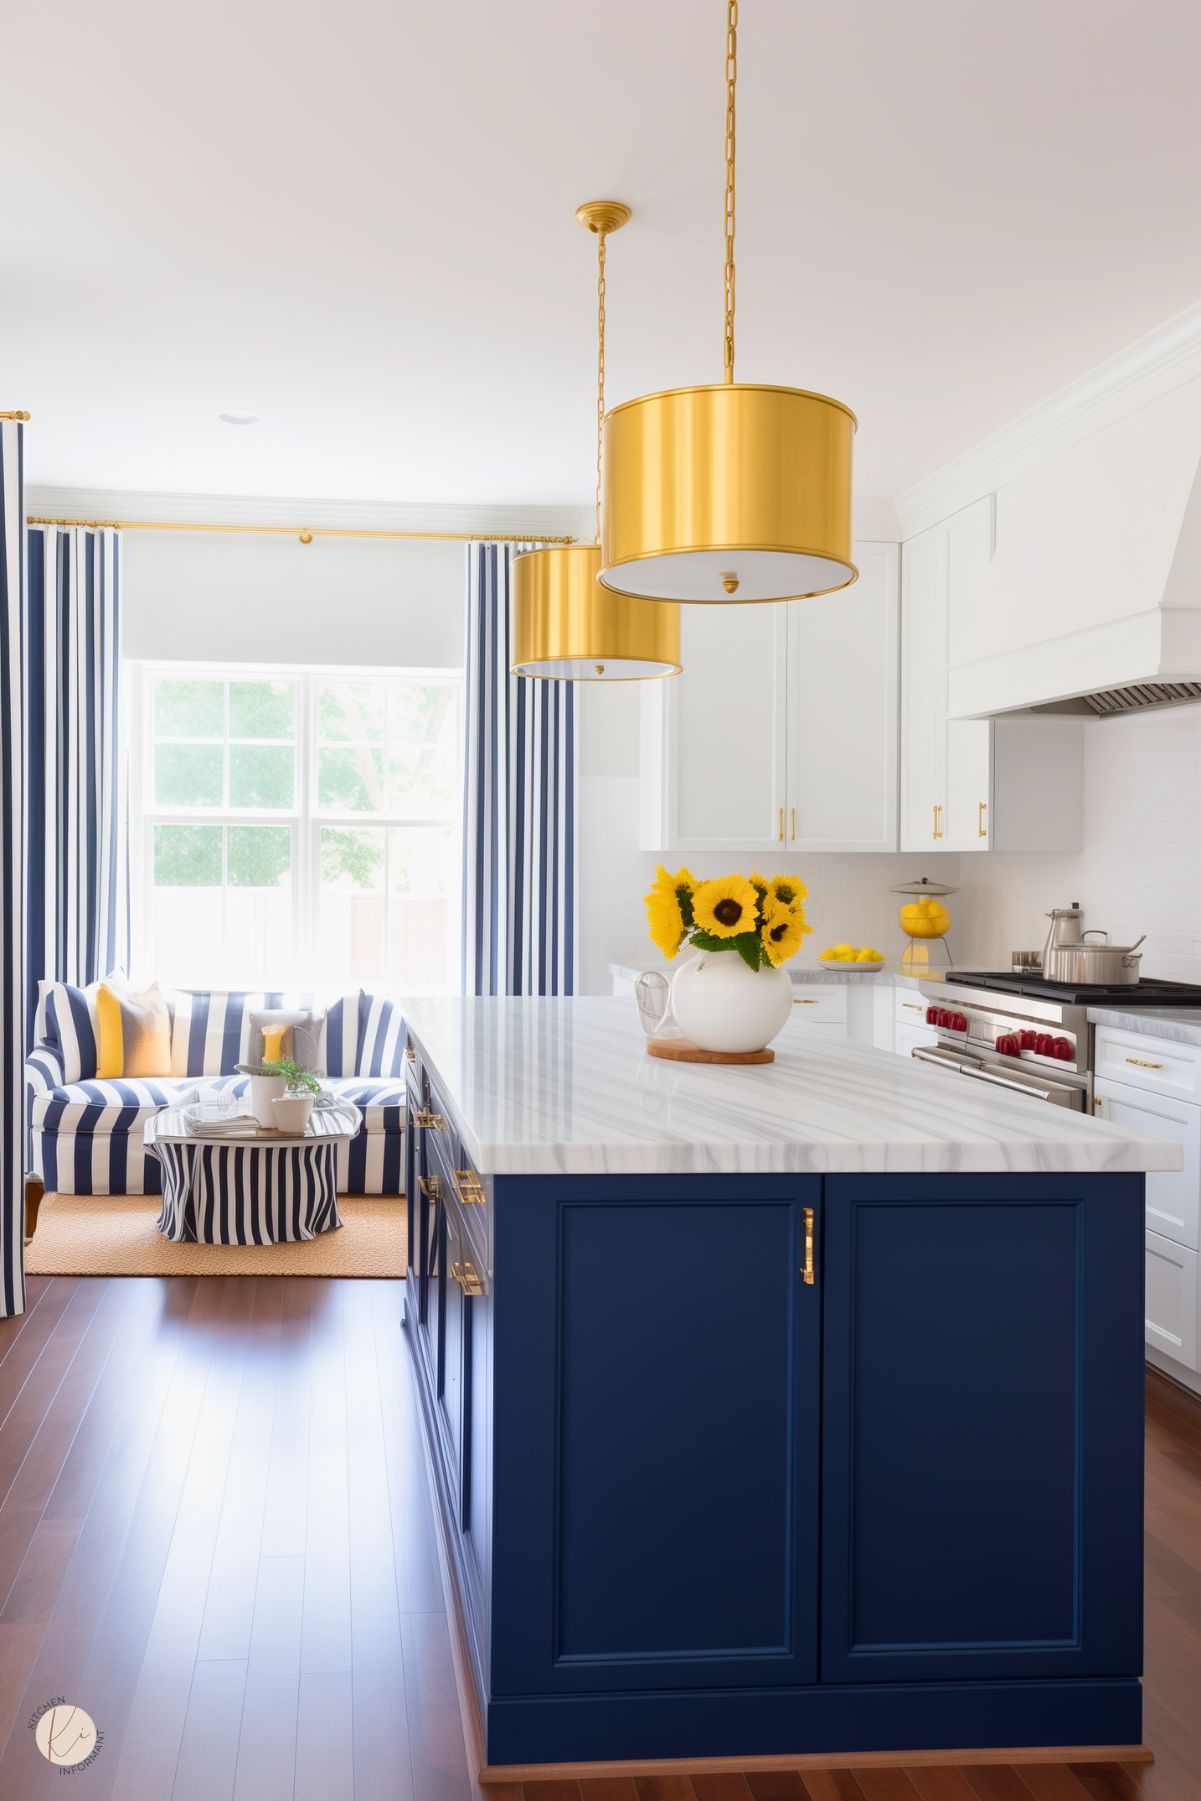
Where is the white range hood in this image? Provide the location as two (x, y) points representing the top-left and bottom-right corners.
(944, 355), (1201, 720)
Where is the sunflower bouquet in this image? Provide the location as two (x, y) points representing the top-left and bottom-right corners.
(644, 867), (813, 972)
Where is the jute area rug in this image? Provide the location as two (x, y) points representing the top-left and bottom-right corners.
(26, 1193), (407, 1278)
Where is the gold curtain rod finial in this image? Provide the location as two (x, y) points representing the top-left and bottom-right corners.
(0, 410), (32, 421)
(299, 529), (313, 544)
(575, 200), (631, 235)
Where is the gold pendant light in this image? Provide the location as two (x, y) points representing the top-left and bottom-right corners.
(512, 203), (682, 680)
(599, 2), (857, 605)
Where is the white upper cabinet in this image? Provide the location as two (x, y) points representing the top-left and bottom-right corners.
(639, 541), (900, 856)
(900, 496), (1084, 854)
(787, 542), (899, 853)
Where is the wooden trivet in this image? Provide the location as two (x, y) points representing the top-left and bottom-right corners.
(646, 1038), (775, 1065)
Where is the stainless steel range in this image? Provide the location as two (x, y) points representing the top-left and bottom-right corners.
(914, 971), (1201, 1110)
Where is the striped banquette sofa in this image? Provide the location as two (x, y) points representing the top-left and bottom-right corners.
(25, 986), (407, 1197)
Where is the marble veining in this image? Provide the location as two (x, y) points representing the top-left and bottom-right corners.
(1088, 1005), (1201, 1049)
(402, 996), (1181, 1178)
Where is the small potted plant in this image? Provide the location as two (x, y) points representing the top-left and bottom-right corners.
(266, 1056), (322, 1134)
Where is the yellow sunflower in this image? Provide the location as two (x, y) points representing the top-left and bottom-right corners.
(769, 875), (809, 907)
(692, 874), (759, 940)
(760, 897), (809, 966)
(645, 884), (686, 958)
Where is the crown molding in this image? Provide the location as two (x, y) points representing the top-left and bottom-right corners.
(895, 301), (1201, 540)
(23, 484), (597, 541)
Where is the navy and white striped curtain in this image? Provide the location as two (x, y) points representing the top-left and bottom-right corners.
(462, 543), (577, 995)
(1, 420), (27, 1318)
(25, 525), (129, 1041)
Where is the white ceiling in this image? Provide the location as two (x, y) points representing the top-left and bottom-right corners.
(5, 0), (1201, 508)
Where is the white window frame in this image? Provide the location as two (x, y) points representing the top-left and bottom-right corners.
(130, 660), (463, 992)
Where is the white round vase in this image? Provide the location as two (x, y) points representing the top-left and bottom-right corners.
(669, 950), (793, 1054)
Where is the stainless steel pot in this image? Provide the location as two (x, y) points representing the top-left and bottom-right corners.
(1042, 932), (1146, 986)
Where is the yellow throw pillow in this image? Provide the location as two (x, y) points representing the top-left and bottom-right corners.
(96, 982), (172, 1079)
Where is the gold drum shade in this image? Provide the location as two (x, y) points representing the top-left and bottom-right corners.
(599, 383), (858, 604)
(512, 545), (681, 680)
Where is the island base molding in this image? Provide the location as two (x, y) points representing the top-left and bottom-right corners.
(480, 1683), (1144, 1769)
(479, 1743), (1152, 1786)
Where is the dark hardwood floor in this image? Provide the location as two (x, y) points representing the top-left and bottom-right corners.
(1, 1275), (1199, 1801)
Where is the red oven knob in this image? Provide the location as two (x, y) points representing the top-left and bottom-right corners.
(952, 1012), (968, 1033)
(1053, 1036), (1073, 1061)
(1019, 1029), (1037, 1050)
(1035, 1033), (1054, 1056)
(926, 1006), (941, 1026)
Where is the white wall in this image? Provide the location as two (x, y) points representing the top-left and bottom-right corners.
(956, 704), (1201, 982)
(123, 530), (465, 667)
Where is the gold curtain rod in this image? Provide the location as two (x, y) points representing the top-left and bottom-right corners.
(25, 515), (575, 546)
(1, 411), (32, 421)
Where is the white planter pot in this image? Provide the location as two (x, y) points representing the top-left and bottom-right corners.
(669, 949), (794, 1054)
(272, 1092), (315, 1135)
(249, 1072), (287, 1127)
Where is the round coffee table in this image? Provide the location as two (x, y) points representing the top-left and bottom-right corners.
(144, 1101), (362, 1244)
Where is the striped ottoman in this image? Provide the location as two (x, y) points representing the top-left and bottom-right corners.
(145, 1103), (362, 1244)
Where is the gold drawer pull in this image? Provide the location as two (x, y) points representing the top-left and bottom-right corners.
(418, 1175), (440, 1202)
(790, 805), (796, 842)
(901, 1001), (923, 1012)
(454, 1169), (486, 1204)
(405, 1044), (417, 1062)
(794, 997), (819, 1005)
(450, 1259), (484, 1297)
(978, 800), (988, 838)
(777, 806), (785, 843)
(933, 803), (943, 840)
(1125, 1057), (1165, 1071)
(802, 1206), (816, 1287)
(414, 1107), (446, 1130)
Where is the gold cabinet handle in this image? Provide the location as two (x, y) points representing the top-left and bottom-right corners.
(413, 1107), (446, 1130)
(901, 1001), (924, 1012)
(932, 803), (943, 840)
(1092, 1097), (1104, 1116)
(778, 806), (785, 843)
(978, 800), (988, 839)
(802, 1206), (816, 1287)
(794, 997), (819, 1005)
(405, 1044), (417, 1062)
(790, 805), (796, 842)
(454, 1169), (486, 1204)
(450, 1259), (484, 1297)
(418, 1175), (440, 1201)
(1125, 1056), (1165, 1071)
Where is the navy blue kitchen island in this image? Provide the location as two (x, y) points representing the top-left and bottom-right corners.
(400, 998), (1180, 1772)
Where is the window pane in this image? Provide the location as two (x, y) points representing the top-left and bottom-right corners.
(320, 826), (384, 890)
(389, 747), (458, 816)
(318, 681), (384, 743)
(388, 680), (453, 744)
(229, 744), (294, 809)
(229, 679), (295, 741)
(318, 746), (386, 812)
(153, 823), (222, 886)
(155, 743), (223, 807)
(385, 825), (453, 987)
(154, 677), (223, 740)
(228, 826), (292, 888)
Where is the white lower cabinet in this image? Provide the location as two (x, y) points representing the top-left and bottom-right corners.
(1144, 1230), (1200, 1372)
(1093, 1046), (1201, 1378)
(896, 1022), (939, 1060)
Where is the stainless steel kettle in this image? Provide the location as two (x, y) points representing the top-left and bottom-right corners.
(1042, 905), (1084, 970)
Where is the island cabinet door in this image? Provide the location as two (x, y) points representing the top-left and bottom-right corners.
(490, 1181), (823, 1695)
(819, 1175), (1145, 1684)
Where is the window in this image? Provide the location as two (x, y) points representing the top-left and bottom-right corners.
(132, 665), (462, 992)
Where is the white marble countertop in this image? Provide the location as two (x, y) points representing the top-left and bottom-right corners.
(1088, 1005), (1201, 1048)
(402, 996), (1181, 1178)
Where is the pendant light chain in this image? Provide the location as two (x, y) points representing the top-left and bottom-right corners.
(595, 226), (608, 545)
(722, 0), (738, 384)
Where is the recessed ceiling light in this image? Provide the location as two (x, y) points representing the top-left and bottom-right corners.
(218, 411), (259, 425)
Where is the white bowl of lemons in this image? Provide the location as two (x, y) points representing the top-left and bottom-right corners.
(818, 943), (886, 968)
